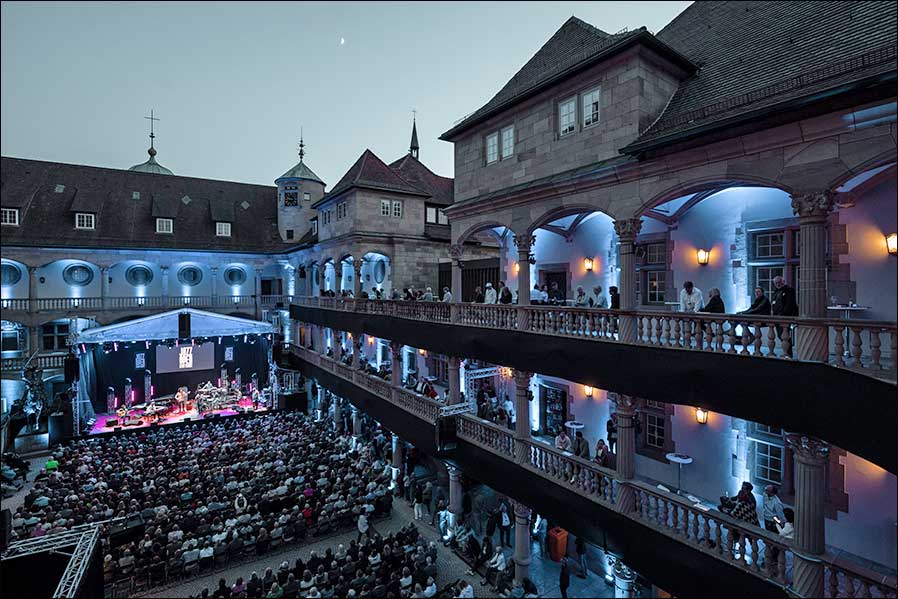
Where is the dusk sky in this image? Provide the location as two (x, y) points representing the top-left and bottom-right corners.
(1, 1), (692, 187)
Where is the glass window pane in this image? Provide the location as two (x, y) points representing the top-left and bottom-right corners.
(582, 88), (600, 126)
(486, 133), (499, 163)
(501, 126), (514, 158)
(559, 98), (576, 136)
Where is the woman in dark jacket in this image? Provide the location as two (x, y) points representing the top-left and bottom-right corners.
(740, 286), (772, 315)
(700, 288), (726, 313)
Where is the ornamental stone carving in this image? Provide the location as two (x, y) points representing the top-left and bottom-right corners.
(608, 392), (639, 412)
(791, 191), (834, 219)
(786, 433), (830, 464)
(613, 218), (642, 241)
(513, 234), (536, 252)
(449, 244), (464, 260)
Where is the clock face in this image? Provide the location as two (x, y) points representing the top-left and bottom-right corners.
(284, 192), (299, 206)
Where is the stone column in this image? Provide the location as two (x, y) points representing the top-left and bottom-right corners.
(612, 559), (637, 598)
(614, 218), (642, 343)
(332, 395), (342, 433)
(390, 341), (402, 388)
(286, 264), (296, 298)
(352, 332), (361, 368)
(791, 191), (834, 362)
(392, 434), (404, 485)
(334, 263), (344, 293)
(353, 259), (363, 298)
(209, 266), (219, 306)
(447, 464), (463, 529)
(160, 266), (170, 305)
(611, 393), (638, 514)
(449, 244), (464, 304)
(100, 266), (110, 309)
(254, 266), (264, 319)
(513, 502), (532, 586)
(512, 370), (532, 464)
(786, 434), (829, 598)
(448, 356), (461, 404)
(514, 234), (535, 306)
(27, 266), (38, 313)
(352, 406), (362, 446)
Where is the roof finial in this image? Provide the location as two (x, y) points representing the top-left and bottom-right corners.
(298, 126), (305, 162)
(144, 109), (160, 157)
(409, 109), (420, 159)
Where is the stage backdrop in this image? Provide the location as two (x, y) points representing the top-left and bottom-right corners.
(86, 338), (270, 412)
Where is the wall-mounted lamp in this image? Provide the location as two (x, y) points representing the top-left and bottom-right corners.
(584, 385), (594, 397)
(696, 248), (711, 266)
(695, 407), (709, 424)
(418, 349), (427, 356)
(367, 336), (375, 345)
(887, 233), (897, 256)
(584, 257), (594, 271)
(514, 262), (520, 274)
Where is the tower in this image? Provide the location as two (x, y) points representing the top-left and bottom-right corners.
(409, 113), (420, 159)
(275, 131), (326, 242)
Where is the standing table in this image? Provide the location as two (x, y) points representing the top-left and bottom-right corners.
(665, 452), (693, 496)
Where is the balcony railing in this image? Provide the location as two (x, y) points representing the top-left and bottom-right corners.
(282, 342), (896, 598)
(293, 297), (898, 380)
(0, 295), (293, 313)
(0, 351), (68, 372)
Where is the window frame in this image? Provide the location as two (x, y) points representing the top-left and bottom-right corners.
(216, 222), (232, 237)
(2, 207), (21, 226)
(500, 125), (514, 160)
(74, 212), (96, 230)
(581, 86), (601, 128)
(381, 199), (391, 217)
(645, 270), (666, 304)
(558, 96), (577, 137)
(392, 200), (403, 219)
(303, 192), (311, 202)
(485, 132), (499, 164)
(41, 322), (70, 351)
(634, 399), (675, 462)
(156, 218), (174, 234)
(748, 226), (800, 297)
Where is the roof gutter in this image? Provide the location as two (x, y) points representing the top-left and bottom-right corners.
(439, 30), (697, 142)
(621, 70), (898, 156)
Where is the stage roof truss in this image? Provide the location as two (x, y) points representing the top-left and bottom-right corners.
(2, 526), (100, 599)
(74, 308), (275, 344)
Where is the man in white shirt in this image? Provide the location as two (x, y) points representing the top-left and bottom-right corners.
(530, 284), (543, 304)
(679, 281), (704, 312)
(591, 286), (608, 308)
(441, 287), (452, 302)
(484, 283), (497, 304)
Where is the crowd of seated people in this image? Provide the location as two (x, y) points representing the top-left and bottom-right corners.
(189, 523), (440, 599)
(10, 411), (394, 591)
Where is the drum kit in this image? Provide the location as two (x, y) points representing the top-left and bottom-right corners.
(194, 381), (241, 414)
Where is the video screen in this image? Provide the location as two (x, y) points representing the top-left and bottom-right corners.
(155, 343), (215, 374)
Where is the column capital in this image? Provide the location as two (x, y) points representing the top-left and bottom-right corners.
(613, 217), (642, 242)
(449, 243), (464, 261)
(786, 433), (830, 465)
(390, 340), (402, 358)
(513, 233), (536, 253)
(791, 191), (834, 220)
(609, 392), (639, 415)
(209, 266), (219, 273)
(446, 464), (462, 481)
(160, 265), (170, 273)
(512, 369), (532, 388)
(513, 501), (531, 520)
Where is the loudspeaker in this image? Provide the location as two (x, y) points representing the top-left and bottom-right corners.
(64, 355), (79, 384)
(110, 515), (145, 547)
(178, 312), (191, 339)
(0, 508), (10, 553)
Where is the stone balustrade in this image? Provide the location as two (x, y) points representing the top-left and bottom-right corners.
(282, 341), (897, 599)
(292, 297), (897, 380)
(0, 295), (293, 314)
(0, 351), (68, 372)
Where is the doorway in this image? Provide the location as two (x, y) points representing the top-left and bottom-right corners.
(538, 264), (571, 302)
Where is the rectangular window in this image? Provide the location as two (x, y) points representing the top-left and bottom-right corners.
(303, 192), (311, 202)
(645, 243), (666, 265)
(500, 126), (514, 159)
(426, 206), (437, 224)
(438, 209), (449, 226)
(582, 87), (601, 127)
(646, 271), (666, 303)
(754, 233), (785, 258)
(132, 191), (140, 200)
(755, 266), (784, 297)
(75, 212), (95, 230)
(41, 323), (69, 351)
(392, 200), (403, 218)
(285, 229), (294, 240)
(381, 199), (391, 217)
(156, 218), (173, 234)
(559, 96), (576, 136)
(216, 222), (231, 237)
(311, 221), (318, 235)
(754, 440), (784, 485)
(1, 207), (20, 226)
(486, 132), (499, 164)
(645, 400), (666, 410)
(284, 191), (299, 206)
(646, 413), (666, 449)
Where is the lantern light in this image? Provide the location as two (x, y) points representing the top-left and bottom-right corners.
(696, 248), (711, 265)
(695, 407), (709, 424)
(418, 349), (427, 356)
(514, 262), (520, 274)
(887, 233), (897, 256)
(584, 385), (594, 397)
(584, 257), (594, 271)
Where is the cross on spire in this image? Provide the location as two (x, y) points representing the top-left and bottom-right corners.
(298, 126), (305, 162)
(144, 109), (160, 149)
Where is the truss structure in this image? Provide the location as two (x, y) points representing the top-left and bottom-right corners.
(2, 525), (100, 598)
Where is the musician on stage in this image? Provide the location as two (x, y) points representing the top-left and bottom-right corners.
(251, 388), (260, 411)
(175, 386), (189, 413)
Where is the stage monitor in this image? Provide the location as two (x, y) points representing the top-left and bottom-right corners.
(155, 343), (215, 374)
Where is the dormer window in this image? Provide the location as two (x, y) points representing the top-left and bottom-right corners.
(216, 222), (232, 237)
(582, 87), (601, 127)
(156, 218), (173, 234)
(559, 96), (577, 136)
(75, 213), (95, 230)
(1, 207), (19, 226)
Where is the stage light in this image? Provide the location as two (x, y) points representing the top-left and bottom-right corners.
(696, 248), (711, 265)
(175, 339), (179, 347)
(418, 349), (426, 355)
(80, 344), (86, 353)
(514, 262), (520, 274)
(218, 336), (223, 343)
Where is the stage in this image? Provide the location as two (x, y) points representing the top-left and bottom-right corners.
(88, 396), (269, 435)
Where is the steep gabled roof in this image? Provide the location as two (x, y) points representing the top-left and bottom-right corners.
(315, 149), (429, 206)
(441, 17), (695, 140)
(627, 1), (898, 151)
(388, 154), (454, 206)
(276, 159), (325, 185)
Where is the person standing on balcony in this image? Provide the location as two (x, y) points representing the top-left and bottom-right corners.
(770, 275), (798, 357)
(473, 286), (485, 303)
(606, 414), (618, 453)
(762, 485), (786, 535)
(423, 287), (434, 301)
(441, 287), (452, 302)
(679, 281), (704, 312)
(572, 431), (590, 460)
(700, 288), (725, 313)
(590, 286), (608, 309)
(739, 287), (771, 315)
(549, 282), (565, 305)
(530, 284), (543, 305)
(574, 286), (588, 307)
(484, 283), (497, 304)
(498, 281), (513, 304)
(608, 286), (620, 309)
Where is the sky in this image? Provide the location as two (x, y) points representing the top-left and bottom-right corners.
(1, 1), (692, 187)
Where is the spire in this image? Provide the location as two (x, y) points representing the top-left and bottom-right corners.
(409, 110), (420, 159)
(144, 109), (160, 157)
(298, 126), (305, 162)
(129, 109), (173, 175)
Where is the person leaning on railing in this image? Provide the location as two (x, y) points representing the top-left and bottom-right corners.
(735, 287), (772, 346)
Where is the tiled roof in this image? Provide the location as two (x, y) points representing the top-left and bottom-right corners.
(441, 18), (695, 140)
(388, 154), (454, 206)
(315, 149), (429, 206)
(276, 159), (325, 185)
(0, 156), (291, 253)
(630, 1), (898, 148)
